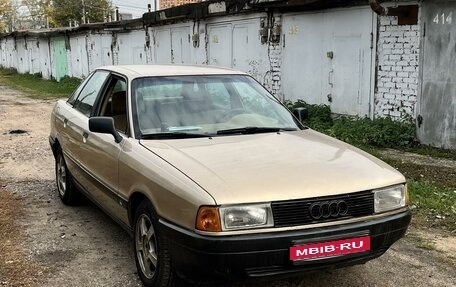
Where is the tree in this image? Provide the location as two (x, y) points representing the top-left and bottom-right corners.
(0, 0), (13, 32)
(21, 0), (51, 28)
(50, 0), (112, 27)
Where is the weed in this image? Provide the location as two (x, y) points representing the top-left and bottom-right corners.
(408, 181), (456, 232)
(286, 100), (416, 148)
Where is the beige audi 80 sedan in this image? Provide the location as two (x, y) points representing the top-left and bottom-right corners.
(49, 65), (411, 286)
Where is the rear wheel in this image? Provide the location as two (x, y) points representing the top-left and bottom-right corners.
(133, 200), (185, 287)
(55, 149), (80, 205)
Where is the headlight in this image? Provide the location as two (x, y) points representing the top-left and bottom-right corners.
(374, 184), (407, 213)
(219, 203), (274, 231)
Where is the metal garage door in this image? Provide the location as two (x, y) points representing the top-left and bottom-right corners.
(418, 0), (456, 149)
(282, 7), (374, 116)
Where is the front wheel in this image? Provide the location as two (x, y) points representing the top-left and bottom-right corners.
(55, 150), (80, 205)
(133, 200), (185, 287)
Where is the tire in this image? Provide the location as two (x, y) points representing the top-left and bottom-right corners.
(55, 149), (80, 205)
(133, 200), (186, 287)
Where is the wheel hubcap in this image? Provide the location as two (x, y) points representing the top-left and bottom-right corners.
(57, 156), (66, 196)
(135, 214), (158, 279)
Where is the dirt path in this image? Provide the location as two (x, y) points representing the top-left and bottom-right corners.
(0, 85), (455, 287)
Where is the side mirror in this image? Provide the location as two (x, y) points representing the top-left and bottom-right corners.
(89, 117), (123, 143)
(293, 107), (309, 123)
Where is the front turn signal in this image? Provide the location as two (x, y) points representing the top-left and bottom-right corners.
(196, 206), (221, 232)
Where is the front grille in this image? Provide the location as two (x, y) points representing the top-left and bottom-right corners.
(271, 190), (374, 227)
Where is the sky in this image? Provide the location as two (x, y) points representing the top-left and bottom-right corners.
(112, 0), (157, 18)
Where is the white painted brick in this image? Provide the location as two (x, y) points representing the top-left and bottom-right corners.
(403, 66), (416, 72)
(389, 54), (401, 61)
(391, 31), (404, 37)
(380, 17), (391, 25)
(403, 78), (416, 84)
(391, 17), (399, 25)
(388, 71), (397, 77)
(375, 15), (421, 120)
(383, 43), (394, 49)
(397, 83), (409, 89)
(384, 93), (395, 99)
(403, 89), (415, 95)
(398, 72), (409, 78)
(384, 82), (395, 88)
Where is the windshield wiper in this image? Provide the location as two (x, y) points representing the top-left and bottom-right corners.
(216, 127), (297, 135)
(141, 132), (212, 139)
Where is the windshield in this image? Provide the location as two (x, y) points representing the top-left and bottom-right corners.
(131, 75), (301, 138)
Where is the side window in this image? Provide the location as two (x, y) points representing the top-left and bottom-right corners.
(73, 71), (110, 117)
(67, 72), (93, 105)
(99, 77), (128, 134)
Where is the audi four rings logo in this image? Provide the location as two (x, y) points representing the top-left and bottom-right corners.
(309, 200), (349, 220)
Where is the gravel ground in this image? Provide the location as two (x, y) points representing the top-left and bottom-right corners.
(0, 85), (455, 287)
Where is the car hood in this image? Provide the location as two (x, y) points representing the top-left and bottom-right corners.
(140, 130), (405, 205)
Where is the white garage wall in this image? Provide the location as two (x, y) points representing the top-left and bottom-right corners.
(0, 6), (422, 122)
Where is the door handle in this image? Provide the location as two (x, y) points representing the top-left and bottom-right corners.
(82, 131), (89, 143)
(63, 118), (68, 128)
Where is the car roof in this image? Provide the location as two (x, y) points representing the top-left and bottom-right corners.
(97, 64), (248, 78)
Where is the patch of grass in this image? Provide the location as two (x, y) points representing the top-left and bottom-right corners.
(378, 156), (456, 232)
(401, 145), (456, 161)
(0, 68), (80, 99)
(408, 181), (456, 232)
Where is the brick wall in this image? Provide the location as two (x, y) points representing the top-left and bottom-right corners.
(375, 16), (420, 120)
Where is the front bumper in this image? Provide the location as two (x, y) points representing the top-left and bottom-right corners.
(159, 210), (411, 282)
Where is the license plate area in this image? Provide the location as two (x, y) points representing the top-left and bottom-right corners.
(290, 235), (371, 262)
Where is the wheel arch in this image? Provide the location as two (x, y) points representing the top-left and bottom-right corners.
(128, 191), (156, 227)
(50, 136), (61, 159)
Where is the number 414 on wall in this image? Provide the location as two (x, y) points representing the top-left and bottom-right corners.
(433, 12), (453, 25)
